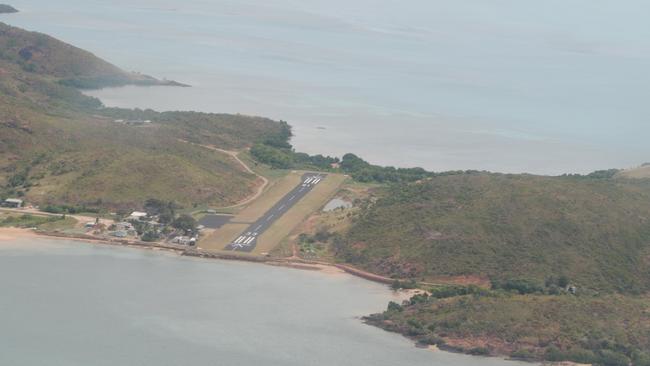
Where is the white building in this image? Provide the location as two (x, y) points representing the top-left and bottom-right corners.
(3, 198), (23, 208)
(128, 211), (148, 221)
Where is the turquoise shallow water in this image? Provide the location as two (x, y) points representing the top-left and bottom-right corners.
(3, 1), (649, 173)
(0, 239), (531, 366)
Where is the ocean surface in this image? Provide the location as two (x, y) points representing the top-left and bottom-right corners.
(0, 239), (529, 366)
(3, 1), (650, 173)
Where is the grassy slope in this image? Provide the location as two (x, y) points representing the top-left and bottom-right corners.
(0, 23), (287, 210)
(618, 165), (650, 179)
(339, 173), (650, 294)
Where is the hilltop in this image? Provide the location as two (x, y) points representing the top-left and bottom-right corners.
(0, 4), (17, 13)
(618, 164), (650, 179)
(0, 23), (288, 210)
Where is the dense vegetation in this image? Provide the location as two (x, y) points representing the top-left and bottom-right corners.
(331, 173), (650, 363)
(367, 291), (650, 366)
(0, 22), (289, 210)
(251, 140), (449, 183)
(250, 141), (339, 171)
(337, 173), (650, 294)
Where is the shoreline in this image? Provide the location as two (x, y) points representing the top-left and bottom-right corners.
(0, 227), (540, 364)
(0, 226), (532, 363)
(0, 227), (401, 285)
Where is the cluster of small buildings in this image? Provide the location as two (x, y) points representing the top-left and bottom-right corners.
(109, 221), (137, 238)
(171, 236), (197, 246)
(128, 211), (148, 221)
(98, 211), (198, 246)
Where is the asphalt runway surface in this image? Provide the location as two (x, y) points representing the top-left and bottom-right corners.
(225, 173), (327, 252)
(198, 214), (233, 229)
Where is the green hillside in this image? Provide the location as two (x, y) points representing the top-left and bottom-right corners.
(332, 173), (650, 363)
(338, 173), (650, 293)
(368, 292), (650, 365)
(0, 23), (288, 210)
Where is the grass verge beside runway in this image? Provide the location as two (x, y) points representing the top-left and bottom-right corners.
(199, 172), (303, 250)
(198, 223), (250, 251)
(253, 174), (348, 255)
(235, 172), (303, 223)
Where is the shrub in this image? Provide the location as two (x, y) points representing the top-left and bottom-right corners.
(598, 350), (631, 366)
(492, 279), (544, 295)
(141, 231), (160, 242)
(469, 347), (490, 356)
(391, 279), (418, 290)
(511, 349), (536, 360)
(387, 301), (403, 312)
(172, 214), (197, 232)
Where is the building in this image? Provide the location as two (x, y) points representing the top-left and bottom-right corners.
(2, 198), (23, 208)
(128, 211), (148, 221)
(114, 222), (137, 236)
(172, 236), (197, 246)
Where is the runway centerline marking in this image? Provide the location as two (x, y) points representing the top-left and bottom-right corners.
(225, 173), (328, 252)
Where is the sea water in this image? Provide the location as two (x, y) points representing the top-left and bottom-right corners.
(0, 239), (531, 366)
(3, 0), (649, 174)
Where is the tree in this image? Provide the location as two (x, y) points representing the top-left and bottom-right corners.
(158, 211), (174, 224)
(141, 231), (160, 242)
(557, 275), (570, 288)
(172, 214), (197, 232)
(387, 301), (403, 312)
(144, 198), (176, 223)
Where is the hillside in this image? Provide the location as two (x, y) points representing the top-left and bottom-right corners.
(0, 23), (288, 210)
(0, 22), (182, 88)
(326, 173), (650, 363)
(337, 173), (650, 294)
(367, 292), (650, 365)
(618, 164), (650, 179)
(0, 4), (17, 13)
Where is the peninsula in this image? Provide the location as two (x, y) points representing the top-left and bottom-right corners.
(0, 4), (17, 13)
(1, 20), (650, 366)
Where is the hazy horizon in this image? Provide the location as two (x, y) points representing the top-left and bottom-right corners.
(5, 0), (650, 174)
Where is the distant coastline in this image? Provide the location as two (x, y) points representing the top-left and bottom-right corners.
(0, 4), (18, 13)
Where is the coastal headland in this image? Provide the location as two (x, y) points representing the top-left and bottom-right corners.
(2, 15), (650, 366)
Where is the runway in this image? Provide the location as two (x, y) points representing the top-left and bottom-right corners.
(225, 173), (326, 252)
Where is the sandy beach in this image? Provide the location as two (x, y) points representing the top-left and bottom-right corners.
(0, 226), (420, 305)
(0, 227), (40, 241)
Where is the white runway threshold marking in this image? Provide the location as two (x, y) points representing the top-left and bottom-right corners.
(229, 173), (328, 251)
